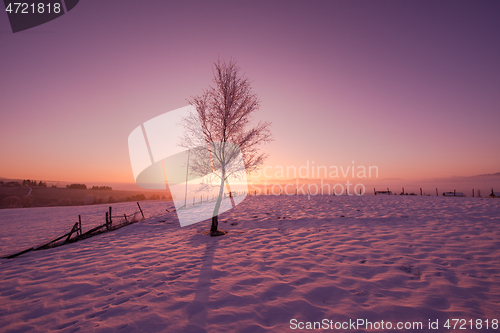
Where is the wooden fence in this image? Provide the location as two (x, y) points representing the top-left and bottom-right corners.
(3, 202), (145, 259)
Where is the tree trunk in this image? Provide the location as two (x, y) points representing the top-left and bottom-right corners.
(210, 168), (226, 236)
(210, 215), (219, 233)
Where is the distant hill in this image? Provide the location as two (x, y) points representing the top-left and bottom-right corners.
(0, 186), (170, 209)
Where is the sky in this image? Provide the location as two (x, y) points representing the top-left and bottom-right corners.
(1, 0), (499, 187)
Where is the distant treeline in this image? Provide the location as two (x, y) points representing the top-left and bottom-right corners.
(66, 184), (87, 190)
(91, 186), (112, 191)
(66, 184), (113, 190)
(23, 179), (47, 187)
(0, 179), (47, 187)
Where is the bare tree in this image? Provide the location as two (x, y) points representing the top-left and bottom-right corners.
(180, 58), (272, 236)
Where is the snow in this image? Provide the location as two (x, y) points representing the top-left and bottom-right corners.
(0, 195), (499, 332)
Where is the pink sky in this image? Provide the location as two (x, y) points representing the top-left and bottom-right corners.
(1, 1), (499, 185)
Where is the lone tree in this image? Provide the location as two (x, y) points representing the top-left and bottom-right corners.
(181, 59), (272, 236)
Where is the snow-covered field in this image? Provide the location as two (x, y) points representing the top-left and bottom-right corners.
(0, 195), (499, 332)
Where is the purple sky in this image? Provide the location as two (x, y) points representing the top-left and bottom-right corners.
(1, 0), (499, 185)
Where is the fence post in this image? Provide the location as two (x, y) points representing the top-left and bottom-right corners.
(78, 215), (82, 236)
(109, 207), (112, 224)
(106, 212), (110, 231)
(420, 188), (422, 196)
(136, 202), (145, 220)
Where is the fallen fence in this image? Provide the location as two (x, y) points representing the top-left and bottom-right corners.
(3, 202), (145, 259)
